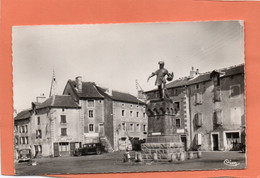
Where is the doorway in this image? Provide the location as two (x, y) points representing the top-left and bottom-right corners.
(212, 134), (219, 151)
(181, 135), (187, 151)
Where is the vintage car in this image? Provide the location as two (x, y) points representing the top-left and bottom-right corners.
(18, 148), (32, 162)
(73, 143), (105, 156)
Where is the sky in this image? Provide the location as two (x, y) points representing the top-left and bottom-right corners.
(13, 21), (244, 112)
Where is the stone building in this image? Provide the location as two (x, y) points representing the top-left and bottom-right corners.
(33, 95), (81, 157)
(14, 109), (33, 159)
(96, 88), (147, 151)
(63, 77), (147, 151)
(146, 64), (245, 151)
(14, 95), (81, 158)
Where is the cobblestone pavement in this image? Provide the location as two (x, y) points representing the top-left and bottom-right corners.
(15, 151), (246, 176)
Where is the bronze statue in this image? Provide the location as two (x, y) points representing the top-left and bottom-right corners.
(147, 61), (173, 99)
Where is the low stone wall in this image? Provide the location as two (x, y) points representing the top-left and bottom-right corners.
(141, 142), (184, 160)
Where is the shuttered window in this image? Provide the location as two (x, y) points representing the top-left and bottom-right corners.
(214, 110), (223, 125)
(195, 93), (202, 104)
(60, 115), (66, 123)
(176, 119), (181, 128)
(61, 128), (67, 136)
(195, 113), (203, 127)
(214, 88), (221, 102)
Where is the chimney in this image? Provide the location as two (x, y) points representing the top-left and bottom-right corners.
(105, 88), (113, 96)
(75, 76), (82, 93)
(189, 67), (196, 78)
(36, 93), (46, 103)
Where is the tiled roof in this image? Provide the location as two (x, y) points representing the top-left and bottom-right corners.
(96, 86), (145, 104)
(111, 90), (145, 104)
(68, 80), (104, 99)
(37, 95), (80, 109)
(14, 109), (32, 121)
(146, 64), (244, 92)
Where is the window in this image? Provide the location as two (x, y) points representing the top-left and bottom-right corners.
(61, 128), (67, 136)
(35, 145), (42, 153)
(37, 117), (40, 125)
(122, 123), (126, 131)
(195, 113), (203, 127)
(122, 110), (125, 117)
(60, 115), (66, 123)
(176, 119), (181, 128)
(143, 112), (146, 118)
(143, 124), (147, 132)
(36, 130), (42, 139)
(175, 102), (180, 110)
(130, 104), (133, 108)
(88, 100), (94, 107)
(21, 126), (25, 133)
(25, 137), (29, 144)
(214, 110), (223, 125)
(89, 124), (94, 132)
(214, 88), (221, 102)
(25, 125), (28, 133)
(15, 125), (18, 132)
(136, 124), (140, 132)
(20, 137), (23, 144)
(122, 103), (125, 107)
(130, 124), (134, 132)
(196, 84), (200, 89)
(89, 110), (94, 118)
(15, 137), (19, 145)
(136, 112), (139, 117)
(195, 93), (203, 104)
(230, 85), (240, 98)
(59, 142), (69, 152)
(130, 111), (133, 117)
(62, 108), (65, 112)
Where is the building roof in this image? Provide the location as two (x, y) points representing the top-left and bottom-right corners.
(146, 64), (244, 92)
(96, 86), (145, 105)
(14, 109), (32, 121)
(37, 95), (81, 109)
(67, 80), (104, 99)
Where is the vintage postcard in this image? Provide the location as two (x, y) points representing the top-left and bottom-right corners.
(12, 20), (245, 175)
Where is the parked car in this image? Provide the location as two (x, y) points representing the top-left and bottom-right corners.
(73, 143), (105, 156)
(18, 149), (32, 162)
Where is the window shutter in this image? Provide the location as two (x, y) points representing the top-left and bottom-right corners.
(196, 113), (203, 127)
(215, 110), (222, 125)
(196, 133), (202, 145)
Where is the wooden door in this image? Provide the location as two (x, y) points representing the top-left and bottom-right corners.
(70, 142), (75, 156)
(53, 142), (59, 157)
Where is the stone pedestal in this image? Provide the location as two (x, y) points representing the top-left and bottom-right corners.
(141, 98), (185, 160)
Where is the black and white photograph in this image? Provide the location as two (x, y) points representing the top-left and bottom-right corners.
(12, 20), (246, 175)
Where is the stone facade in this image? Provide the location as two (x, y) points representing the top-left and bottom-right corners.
(113, 101), (147, 151)
(145, 64), (245, 151)
(188, 71), (245, 151)
(32, 107), (82, 157)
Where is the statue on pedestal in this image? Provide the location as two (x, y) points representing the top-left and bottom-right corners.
(147, 61), (174, 99)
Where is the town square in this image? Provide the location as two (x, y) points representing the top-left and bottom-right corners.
(12, 21), (245, 175)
